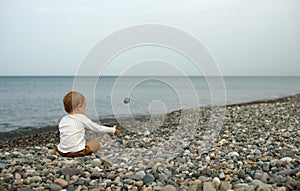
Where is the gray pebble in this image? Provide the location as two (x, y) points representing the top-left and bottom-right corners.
(158, 173), (168, 182)
(92, 158), (101, 167)
(136, 170), (146, 180)
(61, 167), (80, 176)
(262, 162), (270, 172)
(0, 163), (6, 170)
(123, 178), (135, 185)
(48, 184), (62, 191)
(252, 179), (270, 191)
(237, 170), (246, 179)
(17, 188), (34, 191)
(90, 172), (100, 179)
(143, 174), (155, 184)
(220, 182), (232, 191)
(260, 173), (269, 183)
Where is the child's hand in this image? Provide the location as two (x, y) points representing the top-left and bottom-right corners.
(114, 129), (121, 135)
(113, 125), (121, 135)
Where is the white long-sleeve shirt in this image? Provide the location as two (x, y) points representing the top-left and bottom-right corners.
(57, 114), (115, 153)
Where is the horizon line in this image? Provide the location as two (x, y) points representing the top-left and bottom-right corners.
(0, 74), (299, 77)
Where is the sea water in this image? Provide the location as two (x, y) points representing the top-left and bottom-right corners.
(0, 76), (299, 132)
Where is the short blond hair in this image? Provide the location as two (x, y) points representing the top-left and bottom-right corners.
(63, 91), (85, 113)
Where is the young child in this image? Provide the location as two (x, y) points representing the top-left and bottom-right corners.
(56, 91), (121, 157)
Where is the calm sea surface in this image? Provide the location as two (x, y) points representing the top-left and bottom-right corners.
(0, 76), (299, 132)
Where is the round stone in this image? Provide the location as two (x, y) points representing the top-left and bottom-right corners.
(143, 174), (155, 184)
(92, 159), (102, 167)
(124, 97), (130, 104)
(162, 185), (176, 191)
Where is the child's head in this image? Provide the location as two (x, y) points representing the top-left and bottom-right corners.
(63, 91), (86, 114)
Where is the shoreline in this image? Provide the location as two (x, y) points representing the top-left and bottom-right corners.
(0, 92), (299, 190)
(0, 93), (299, 143)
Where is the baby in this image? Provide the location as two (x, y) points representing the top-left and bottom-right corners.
(56, 91), (120, 157)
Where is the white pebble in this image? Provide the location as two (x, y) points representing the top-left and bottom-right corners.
(228, 151), (239, 157)
(280, 157), (293, 163)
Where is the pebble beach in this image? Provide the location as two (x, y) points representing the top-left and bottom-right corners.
(0, 94), (299, 191)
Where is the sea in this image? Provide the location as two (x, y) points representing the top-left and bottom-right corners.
(0, 76), (299, 132)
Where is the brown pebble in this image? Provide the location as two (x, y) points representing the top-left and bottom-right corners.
(194, 179), (202, 185)
(135, 181), (144, 187)
(224, 175), (231, 182)
(221, 161), (228, 168)
(54, 178), (68, 188)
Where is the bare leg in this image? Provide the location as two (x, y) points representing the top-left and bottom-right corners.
(86, 140), (100, 152)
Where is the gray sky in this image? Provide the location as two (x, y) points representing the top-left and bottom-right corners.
(0, 0), (300, 76)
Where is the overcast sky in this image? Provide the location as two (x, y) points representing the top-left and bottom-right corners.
(0, 0), (299, 76)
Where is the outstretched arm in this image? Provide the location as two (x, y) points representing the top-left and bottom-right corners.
(80, 115), (116, 134)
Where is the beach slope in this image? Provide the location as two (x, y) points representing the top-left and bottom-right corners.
(0, 94), (299, 190)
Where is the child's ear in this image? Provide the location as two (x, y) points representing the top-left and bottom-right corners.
(75, 104), (82, 111)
